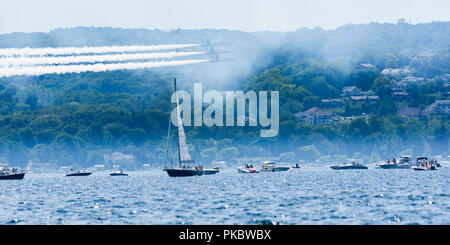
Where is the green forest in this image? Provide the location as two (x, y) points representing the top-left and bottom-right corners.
(0, 21), (448, 169)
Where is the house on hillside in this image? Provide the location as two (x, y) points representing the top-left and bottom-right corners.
(393, 92), (409, 100)
(341, 86), (362, 96)
(359, 63), (376, 69)
(402, 76), (424, 83)
(321, 98), (342, 108)
(351, 95), (379, 101)
(381, 68), (413, 77)
(392, 80), (407, 92)
(398, 107), (423, 119)
(295, 107), (333, 125)
(361, 90), (376, 96)
(426, 100), (450, 115)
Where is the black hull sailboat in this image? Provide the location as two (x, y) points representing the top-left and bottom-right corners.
(163, 78), (204, 177)
(164, 168), (204, 177)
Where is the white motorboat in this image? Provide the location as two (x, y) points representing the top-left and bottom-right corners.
(377, 155), (413, 169)
(412, 156), (438, 171)
(203, 166), (220, 175)
(260, 161), (291, 172)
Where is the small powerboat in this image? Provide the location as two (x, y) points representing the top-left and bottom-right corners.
(237, 165), (259, 173)
(330, 162), (368, 170)
(260, 161), (291, 172)
(110, 169), (128, 176)
(412, 156), (438, 171)
(65, 169), (92, 177)
(377, 155), (413, 169)
(291, 163), (301, 170)
(203, 166), (220, 175)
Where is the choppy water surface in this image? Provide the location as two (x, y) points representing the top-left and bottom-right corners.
(1, 166), (449, 224)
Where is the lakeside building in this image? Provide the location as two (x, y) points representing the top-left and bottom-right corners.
(341, 86), (362, 96)
(341, 87), (376, 98)
(295, 107), (333, 125)
(321, 98), (343, 108)
(397, 107), (424, 119)
(381, 67), (413, 77)
(350, 95), (379, 101)
(393, 92), (409, 100)
(359, 63), (376, 69)
(401, 76), (425, 83)
(392, 80), (407, 92)
(426, 100), (450, 115)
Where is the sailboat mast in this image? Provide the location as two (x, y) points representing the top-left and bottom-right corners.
(164, 104), (172, 168)
(174, 78), (182, 168)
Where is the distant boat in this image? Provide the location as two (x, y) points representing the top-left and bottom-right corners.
(65, 169), (92, 177)
(291, 163), (301, 169)
(377, 155), (413, 169)
(237, 164), (259, 173)
(109, 169), (128, 176)
(0, 166), (25, 180)
(260, 160), (291, 172)
(163, 78), (206, 177)
(330, 162), (368, 170)
(203, 166), (220, 175)
(412, 156), (437, 171)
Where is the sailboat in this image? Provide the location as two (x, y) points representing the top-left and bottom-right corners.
(163, 78), (204, 177)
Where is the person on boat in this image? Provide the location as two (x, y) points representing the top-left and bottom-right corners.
(387, 159), (390, 164)
(249, 164), (254, 169)
(393, 158), (396, 164)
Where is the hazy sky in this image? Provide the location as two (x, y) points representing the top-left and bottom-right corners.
(1, 0), (449, 34)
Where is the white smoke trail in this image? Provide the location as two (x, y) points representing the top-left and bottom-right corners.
(0, 51), (203, 67)
(0, 59), (209, 77)
(0, 44), (199, 57)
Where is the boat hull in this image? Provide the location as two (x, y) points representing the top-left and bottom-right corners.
(164, 168), (203, 177)
(202, 169), (220, 175)
(110, 173), (128, 176)
(412, 166), (437, 171)
(330, 165), (368, 170)
(260, 166), (291, 172)
(65, 172), (92, 177)
(0, 173), (25, 180)
(378, 164), (412, 169)
(237, 167), (259, 173)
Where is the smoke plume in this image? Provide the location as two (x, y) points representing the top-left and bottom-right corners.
(0, 59), (209, 77)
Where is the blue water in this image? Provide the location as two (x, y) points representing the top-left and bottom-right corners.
(1, 166), (449, 225)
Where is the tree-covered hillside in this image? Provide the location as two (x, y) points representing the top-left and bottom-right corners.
(0, 22), (448, 169)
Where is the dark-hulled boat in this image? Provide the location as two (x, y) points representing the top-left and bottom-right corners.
(163, 78), (204, 177)
(110, 169), (128, 176)
(330, 162), (368, 170)
(0, 172), (25, 180)
(65, 169), (92, 177)
(0, 166), (25, 180)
